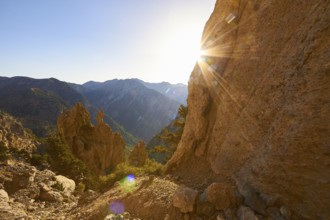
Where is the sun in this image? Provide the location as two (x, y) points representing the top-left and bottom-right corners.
(154, 27), (205, 83)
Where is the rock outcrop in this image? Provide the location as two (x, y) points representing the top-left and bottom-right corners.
(166, 0), (330, 219)
(128, 141), (148, 167)
(58, 103), (125, 175)
(0, 111), (37, 154)
(0, 160), (77, 219)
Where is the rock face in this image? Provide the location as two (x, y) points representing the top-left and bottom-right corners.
(58, 103), (125, 175)
(166, 0), (330, 219)
(128, 141), (148, 167)
(0, 111), (37, 154)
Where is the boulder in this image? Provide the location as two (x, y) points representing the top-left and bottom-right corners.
(128, 141), (148, 167)
(54, 175), (76, 196)
(203, 182), (237, 210)
(5, 163), (37, 194)
(38, 183), (63, 202)
(0, 190), (27, 220)
(172, 186), (198, 213)
(0, 189), (9, 202)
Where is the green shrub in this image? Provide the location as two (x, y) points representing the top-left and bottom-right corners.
(53, 182), (64, 191)
(46, 135), (99, 190)
(99, 159), (163, 191)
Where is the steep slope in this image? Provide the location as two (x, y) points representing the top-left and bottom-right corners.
(166, 1), (330, 219)
(0, 77), (138, 146)
(83, 79), (180, 141)
(0, 77), (86, 136)
(132, 79), (188, 104)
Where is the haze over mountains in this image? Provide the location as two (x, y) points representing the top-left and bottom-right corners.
(0, 76), (187, 143)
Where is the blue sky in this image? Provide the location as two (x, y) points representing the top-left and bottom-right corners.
(0, 0), (215, 84)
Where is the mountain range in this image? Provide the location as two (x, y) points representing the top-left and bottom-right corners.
(0, 76), (187, 144)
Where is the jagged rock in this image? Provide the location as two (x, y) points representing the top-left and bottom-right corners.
(4, 162), (37, 194)
(0, 189), (9, 201)
(165, 0), (329, 219)
(0, 111), (37, 154)
(203, 182), (238, 210)
(57, 103), (125, 174)
(35, 169), (56, 183)
(128, 141), (148, 167)
(172, 186), (198, 213)
(0, 193), (27, 220)
(38, 183), (64, 202)
(54, 175), (76, 196)
(237, 206), (258, 220)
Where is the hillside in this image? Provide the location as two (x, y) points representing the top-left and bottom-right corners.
(82, 79), (181, 141)
(132, 79), (188, 104)
(0, 0), (328, 219)
(0, 77), (85, 136)
(0, 77), (138, 146)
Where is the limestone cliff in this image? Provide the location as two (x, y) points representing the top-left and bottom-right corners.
(58, 103), (125, 175)
(166, 1), (330, 219)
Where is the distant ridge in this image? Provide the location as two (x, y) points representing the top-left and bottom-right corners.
(80, 79), (182, 141)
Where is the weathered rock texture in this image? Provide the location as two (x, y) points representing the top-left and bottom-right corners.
(0, 111), (37, 154)
(166, 0), (330, 219)
(58, 103), (125, 175)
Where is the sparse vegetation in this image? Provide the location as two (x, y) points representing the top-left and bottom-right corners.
(46, 134), (100, 190)
(99, 159), (163, 191)
(149, 104), (188, 163)
(52, 182), (65, 191)
(0, 142), (10, 160)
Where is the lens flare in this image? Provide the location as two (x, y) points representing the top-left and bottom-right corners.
(109, 200), (125, 214)
(119, 174), (136, 193)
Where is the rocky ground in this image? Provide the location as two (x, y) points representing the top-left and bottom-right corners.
(0, 159), (78, 219)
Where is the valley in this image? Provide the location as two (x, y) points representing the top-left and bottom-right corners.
(0, 0), (329, 220)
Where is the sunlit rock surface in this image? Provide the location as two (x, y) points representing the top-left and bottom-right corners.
(166, 0), (330, 219)
(0, 111), (37, 154)
(58, 103), (125, 175)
